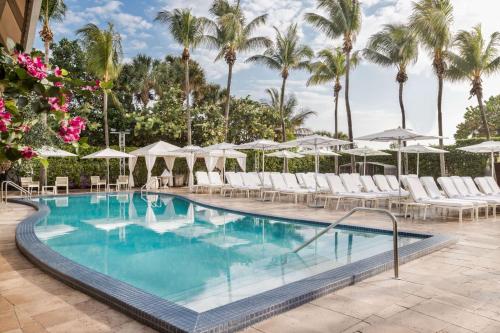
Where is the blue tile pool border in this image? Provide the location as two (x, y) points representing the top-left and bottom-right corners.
(14, 192), (456, 333)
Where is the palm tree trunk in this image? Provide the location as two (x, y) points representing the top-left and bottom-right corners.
(44, 40), (50, 66)
(185, 57), (192, 145)
(279, 76), (287, 142)
(344, 50), (355, 172)
(334, 87), (339, 139)
(224, 62), (233, 141)
(437, 75), (445, 176)
(399, 81), (408, 174)
(476, 85), (491, 140)
(103, 90), (109, 147)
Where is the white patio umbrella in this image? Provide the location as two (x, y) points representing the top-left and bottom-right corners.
(265, 150), (304, 172)
(356, 127), (440, 214)
(397, 144), (448, 176)
(36, 146), (77, 186)
(459, 141), (500, 178)
(203, 142), (238, 180)
(173, 145), (201, 191)
(82, 148), (135, 185)
(236, 139), (280, 173)
(299, 148), (340, 174)
(342, 147), (390, 175)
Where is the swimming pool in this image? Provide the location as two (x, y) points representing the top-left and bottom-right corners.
(16, 193), (453, 332)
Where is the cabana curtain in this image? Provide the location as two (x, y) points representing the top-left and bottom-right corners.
(128, 156), (137, 187)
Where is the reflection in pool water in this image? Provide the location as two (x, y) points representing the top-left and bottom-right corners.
(35, 193), (420, 311)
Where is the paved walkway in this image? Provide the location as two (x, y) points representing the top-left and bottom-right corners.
(1, 190), (500, 332)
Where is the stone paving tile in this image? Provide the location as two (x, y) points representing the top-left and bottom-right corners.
(3, 190), (500, 333)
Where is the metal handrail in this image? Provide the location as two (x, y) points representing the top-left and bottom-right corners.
(140, 177), (159, 193)
(293, 207), (399, 278)
(1, 181), (32, 204)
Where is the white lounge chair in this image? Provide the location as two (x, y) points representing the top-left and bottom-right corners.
(299, 173), (316, 190)
(485, 177), (500, 194)
(208, 171), (226, 195)
(194, 171), (210, 193)
(269, 173), (312, 204)
(360, 175), (400, 198)
(296, 173), (307, 188)
(453, 176), (499, 218)
(463, 177), (500, 198)
(385, 175), (402, 191)
(55, 177), (69, 194)
(405, 177), (475, 223)
(474, 177), (495, 195)
(322, 174), (381, 209)
(437, 177), (490, 218)
(314, 173), (330, 192)
(373, 175), (410, 196)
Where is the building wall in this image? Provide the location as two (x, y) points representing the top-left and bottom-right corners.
(0, 0), (41, 51)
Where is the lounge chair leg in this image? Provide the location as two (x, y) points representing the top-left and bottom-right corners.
(459, 209), (463, 223)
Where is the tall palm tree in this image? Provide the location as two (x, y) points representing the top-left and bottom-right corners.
(307, 47), (359, 139)
(39, 0), (67, 65)
(447, 25), (500, 140)
(363, 24), (419, 130)
(128, 54), (162, 108)
(206, 0), (271, 140)
(410, 0), (453, 175)
(77, 23), (122, 147)
(155, 9), (209, 145)
(247, 24), (313, 142)
(265, 88), (317, 137)
(305, 0), (362, 144)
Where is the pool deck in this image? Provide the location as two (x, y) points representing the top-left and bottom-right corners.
(2, 189), (500, 332)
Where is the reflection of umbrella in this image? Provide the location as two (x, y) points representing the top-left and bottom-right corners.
(459, 141), (500, 178)
(356, 127), (440, 214)
(36, 146), (77, 186)
(236, 139), (280, 173)
(173, 145), (202, 191)
(342, 147), (390, 175)
(396, 144), (448, 176)
(82, 148), (135, 185)
(265, 150), (304, 172)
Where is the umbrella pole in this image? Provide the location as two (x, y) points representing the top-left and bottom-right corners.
(492, 151), (495, 178)
(416, 153), (420, 177)
(106, 158), (110, 191)
(335, 155), (338, 174)
(363, 155), (366, 175)
(397, 139), (402, 216)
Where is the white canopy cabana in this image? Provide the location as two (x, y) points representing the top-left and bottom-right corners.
(36, 146), (77, 186)
(459, 141), (500, 178)
(198, 143), (246, 177)
(129, 141), (180, 187)
(82, 148), (135, 185)
(173, 145), (202, 190)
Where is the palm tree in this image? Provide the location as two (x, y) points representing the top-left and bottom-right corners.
(447, 25), (500, 140)
(155, 9), (209, 145)
(128, 54), (162, 108)
(77, 23), (122, 147)
(363, 24), (419, 130)
(264, 88), (317, 137)
(247, 24), (313, 142)
(410, 0), (453, 175)
(206, 0), (271, 140)
(305, 0), (362, 144)
(307, 47), (359, 139)
(39, 0), (67, 65)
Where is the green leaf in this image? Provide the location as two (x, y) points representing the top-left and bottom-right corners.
(99, 81), (113, 89)
(15, 67), (29, 79)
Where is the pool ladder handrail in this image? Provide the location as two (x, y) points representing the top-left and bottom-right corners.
(292, 207), (399, 279)
(1, 180), (32, 204)
(140, 177), (160, 193)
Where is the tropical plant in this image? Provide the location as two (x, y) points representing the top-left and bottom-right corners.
(77, 23), (123, 147)
(39, 0), (67, 65)
(307, 47), (359, 138)
(164, 55), (207, 103)
(206, 0), (271, 140)
(447, 24), (500, 140)
(410, 0), (453, 175)
(127, 54), (163, 108)
(455, 95), (500, 139)
(363, 24), (419, 130)
(305, 0), (362, 144)
(247, 24), (313, 142)
(264, 88), (317, 139)
(155, 9), (210, 145)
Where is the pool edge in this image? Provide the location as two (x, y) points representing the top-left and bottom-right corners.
(13, 194), (456, 333)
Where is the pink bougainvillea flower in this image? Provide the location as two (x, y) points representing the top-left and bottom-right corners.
(54, 81), (64, 88)
(17, 53), (47, 80)
(54, 66), (63, 77)
(20, 146), (37, 159)
(47, 96), (69, 113)
(0, 98), (5, 113)
(59, 116), (86, 143)
(0, 108), (12, 132)
(16, 124), (31, 133)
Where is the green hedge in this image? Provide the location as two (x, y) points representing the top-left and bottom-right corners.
(12, 138), (496, 188)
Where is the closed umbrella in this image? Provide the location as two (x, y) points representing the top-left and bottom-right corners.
(459, 141), (500, 178)
(36, 146), (77, 186)
(397, 144), (448, 176)
(342, 147), (390, 175)
(82, 148), (135, 186)
(265, 150), (304, 172)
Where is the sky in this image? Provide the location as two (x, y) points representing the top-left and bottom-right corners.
(34, 0), (500, 148)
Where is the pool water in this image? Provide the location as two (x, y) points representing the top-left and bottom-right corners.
(35, 193), (420, 311)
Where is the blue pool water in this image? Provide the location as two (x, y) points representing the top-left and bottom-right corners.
(34, 193), (421, 311)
